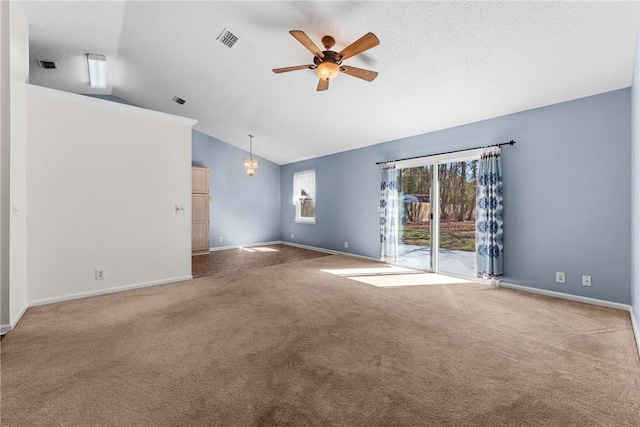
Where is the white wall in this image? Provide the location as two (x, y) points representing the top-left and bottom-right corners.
(631, 18), (640, 355)
(9, 0), (29, 328)
(0, 0), (9, 328)
(27, 85), (196, 304)
(0, 0), (29, 332)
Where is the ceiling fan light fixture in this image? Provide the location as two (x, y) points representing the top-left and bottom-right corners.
(273, 30), (379, 91)
(243, 134), (259, 177)
(316, 61), (339, 81)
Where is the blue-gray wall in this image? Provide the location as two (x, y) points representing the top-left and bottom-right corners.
(282, 89), (632, 304)
(631, 22), (640, 325)
(86, 89), (634, 306)
(192, 130), (281, 247)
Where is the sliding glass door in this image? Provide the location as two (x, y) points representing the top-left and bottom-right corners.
(395, 153), (480, 278)
(437, 160), (478, 277)
(398, 166), (433, 271)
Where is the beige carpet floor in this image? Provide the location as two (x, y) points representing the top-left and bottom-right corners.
(1, 246), (639, 426)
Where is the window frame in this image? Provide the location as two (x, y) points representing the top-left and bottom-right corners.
(293, 170), (316, 224)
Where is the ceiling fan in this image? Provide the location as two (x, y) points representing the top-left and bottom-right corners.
(273, 30), (380, 91)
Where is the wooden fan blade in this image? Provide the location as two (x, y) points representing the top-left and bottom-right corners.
(290, 30), (325, 59)
(273, 65), (314, 73)
(317, 78), (329, 91)
(337, 32), (380, 61)
(340, 65), (378, 82)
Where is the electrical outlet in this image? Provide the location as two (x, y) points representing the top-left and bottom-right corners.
(344, 242), (349, 248)
(218, 237), (223, 243)
(555, 272), (565, 283)
(582, 275), (592, 287)
(175, 205), (185, 214)
(291, 234), (294, 240)
(95, 269), (105, 280)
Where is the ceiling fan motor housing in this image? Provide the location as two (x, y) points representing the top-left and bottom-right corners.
(314, 50), (343, 67)
(321, 35), (336, 50)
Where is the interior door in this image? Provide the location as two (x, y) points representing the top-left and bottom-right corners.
(192, 166), (210, 255)
(192, 193), (209, 254)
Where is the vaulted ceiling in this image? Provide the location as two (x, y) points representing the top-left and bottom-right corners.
(22, 1), (640, 164)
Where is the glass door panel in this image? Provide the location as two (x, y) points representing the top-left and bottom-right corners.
(397, 166), (433, 271)
(437, 161), (478, 277)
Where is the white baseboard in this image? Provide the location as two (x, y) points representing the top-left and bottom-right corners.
(1, 303), (29, 335)
(500, 282), (631, 311)
(281, 241), (381, 262)
(631, 309), (640, 359)
(1, 323), (11, 335)
(11, 303), (28, 330)
(28, 275), (193, 308)
(209, 241), (283, 252)
(208, 240), (380, 263)
(209, 240), (381, 262)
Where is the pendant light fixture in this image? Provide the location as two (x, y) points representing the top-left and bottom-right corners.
(243, 134), (259, 176)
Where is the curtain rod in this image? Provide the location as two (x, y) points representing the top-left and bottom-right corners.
(375, 140), (516, 165)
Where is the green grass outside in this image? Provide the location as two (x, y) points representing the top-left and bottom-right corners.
(402, 221), (475, 252)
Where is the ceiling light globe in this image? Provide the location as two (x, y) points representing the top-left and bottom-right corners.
(316, 61), (340, 81)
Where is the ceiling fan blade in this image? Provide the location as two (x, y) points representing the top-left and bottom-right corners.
(290, 30), (325, 59)
(272, 65), (314, 74)
(317, 78), (329, 91)
(337, 32), (380, 61)
(340, 65), (378, 82)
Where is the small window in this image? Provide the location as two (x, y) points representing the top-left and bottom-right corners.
(293, 171), (316, 223)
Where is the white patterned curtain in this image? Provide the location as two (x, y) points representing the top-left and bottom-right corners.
(476, 146), (504, 280)
(380, 163), (399, 262)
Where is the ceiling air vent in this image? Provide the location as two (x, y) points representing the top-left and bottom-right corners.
(217, 28), (238, 48)
(172, 96), (186, 105)
(36, 60), (58, 69)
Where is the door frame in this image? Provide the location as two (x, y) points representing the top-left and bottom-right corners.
(397, 148), (482, 277)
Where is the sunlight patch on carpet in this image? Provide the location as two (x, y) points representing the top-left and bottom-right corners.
(322, 265), (473, 287)
(322, 265), (417, 276)
(348, 273), (473, 287)
(240, 247), (279, 252)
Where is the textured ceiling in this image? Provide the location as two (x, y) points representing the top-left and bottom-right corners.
(22, 1), (640, 165)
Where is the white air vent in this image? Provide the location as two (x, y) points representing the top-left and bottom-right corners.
(173, 96), (186, 105)
(217, 28), (238, 48)
(37, 60), (58, 69)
